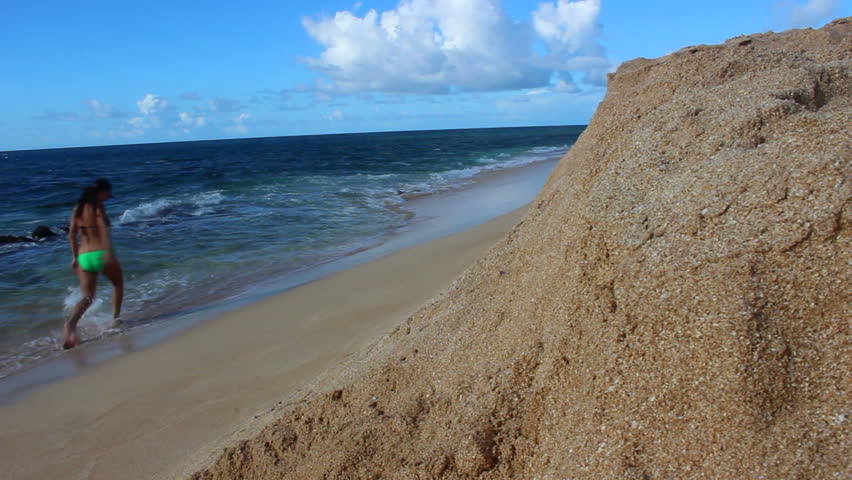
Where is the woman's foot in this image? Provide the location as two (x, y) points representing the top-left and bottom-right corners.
(63, 323), (79, 350)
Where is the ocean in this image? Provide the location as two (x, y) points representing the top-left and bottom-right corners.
(0, 126), (583, 378)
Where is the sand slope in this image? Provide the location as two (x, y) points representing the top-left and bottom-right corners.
(193, 19), (851, 479)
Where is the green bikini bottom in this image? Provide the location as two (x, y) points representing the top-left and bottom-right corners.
(78, 250), (108, 273)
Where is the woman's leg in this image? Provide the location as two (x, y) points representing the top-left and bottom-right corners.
(103, 256), (124, 326)
(64, 268), (97, 349)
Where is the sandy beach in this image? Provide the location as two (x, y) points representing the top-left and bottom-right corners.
(0, 161), (545, 479)
(2, 16), (849, 480)
(190, 19), (849, 480)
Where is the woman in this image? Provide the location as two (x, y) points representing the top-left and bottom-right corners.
(64, 178), (123, 349)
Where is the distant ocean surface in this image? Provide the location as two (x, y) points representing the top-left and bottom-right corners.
(0, 126), (583, 378)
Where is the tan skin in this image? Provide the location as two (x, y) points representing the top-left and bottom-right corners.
(64, 189), (124, 349)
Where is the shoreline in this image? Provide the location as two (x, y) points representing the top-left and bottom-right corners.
(0, 160), (553, 480)
(0, 157), (558, 394)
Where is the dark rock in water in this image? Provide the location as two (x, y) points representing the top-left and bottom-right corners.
(0, 235), (32, 244)
(31, 225), (57, 239)
(1, 225), (61, 245)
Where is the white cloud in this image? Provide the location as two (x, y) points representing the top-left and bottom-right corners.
(100, 92), (243, 139)
(324, 109), (345, 121)
(532, 0), (610, 85)
(136, 94), (170, 115)
(224, 113), (250, 134)
(178, 111), (207, 132)
(122, 94), (172, 136)
(178, 111), (207, 127)
(301, 0), (608, 95)
(86, 99), (121, 118)
(785, 0), (840, 27)
(499, 72), (582, 110)
(553, 77), (580, 93)
(524, 76), (580, 96)
(123, 115), (155, 137)
(533, 0), (601, 55)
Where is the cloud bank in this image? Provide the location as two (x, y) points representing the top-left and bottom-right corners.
(786, 0), (840, 27)
(35, 99), (123, 122)
(121, 94), (252, 137)
(302, 0), (611, 95)
(224, 113), (251, 134)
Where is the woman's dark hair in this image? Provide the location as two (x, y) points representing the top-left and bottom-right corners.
(94, 178), (112, 192)
(74, 178), (112, 218)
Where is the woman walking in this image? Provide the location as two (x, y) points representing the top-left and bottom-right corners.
(64, 178), (123, 349)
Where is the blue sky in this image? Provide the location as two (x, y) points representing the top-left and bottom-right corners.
(1, 0), (848, 150)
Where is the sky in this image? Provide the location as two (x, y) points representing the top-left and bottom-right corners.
(1, 0), (848, 151)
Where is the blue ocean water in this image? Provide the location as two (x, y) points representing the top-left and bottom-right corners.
(0, 126), (583, 377)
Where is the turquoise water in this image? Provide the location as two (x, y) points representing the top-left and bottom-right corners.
(0, 126), (583, 377)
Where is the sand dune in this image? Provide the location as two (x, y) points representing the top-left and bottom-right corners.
(192, 18), (851, 479)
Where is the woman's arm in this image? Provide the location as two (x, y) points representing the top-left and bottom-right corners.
(68, 209), (79, 270)
(95, 205), (112, 250)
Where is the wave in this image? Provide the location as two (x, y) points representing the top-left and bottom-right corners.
(0, 241), (38, 256)
(62, 286), (115, 331)
(428, 144), (568, 188)
(118, 191), (224, 225)
(0, 335), (60, 379)
(0, 287), (116, 378)
(236, 144), (569, 213)
(529, 145), (568, 154)
(375, 144), (569, 201)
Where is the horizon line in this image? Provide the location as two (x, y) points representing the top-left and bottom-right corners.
(2, 124), (588, 154)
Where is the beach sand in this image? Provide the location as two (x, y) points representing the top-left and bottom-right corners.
(0, 198), (532, 480)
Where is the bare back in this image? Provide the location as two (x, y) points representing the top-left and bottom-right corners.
(71, 203), (111, 254)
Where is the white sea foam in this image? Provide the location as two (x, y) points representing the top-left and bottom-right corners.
(529, 145), (568, 154)
(362, 173), (399, 179)
(191, 207), (215, 217)
(0, 241), (38, 255)
(0, 287), (119, 378)
(131, 273), (191, 304)
(426, 145), (568, 190)
(433, 166), (483, 181)
(119, 198), (174, 224)
(62, 286), (114, 333)
(118, 191), (224, 224)
(191, 191), (225, 206)
(0, 335), (61, 379)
